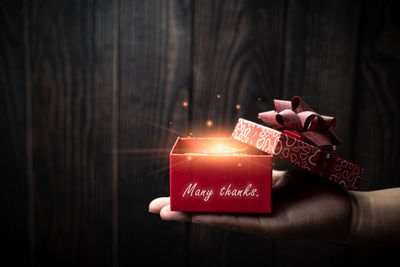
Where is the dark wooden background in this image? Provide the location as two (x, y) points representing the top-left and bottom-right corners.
(1, 0), (399, 266)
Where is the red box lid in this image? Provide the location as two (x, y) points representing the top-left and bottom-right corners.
(232, 118), (364, 189)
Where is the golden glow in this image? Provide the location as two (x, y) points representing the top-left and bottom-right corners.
(185, 142), (249, 156)
(206, 120), (213, 127)
(235, 104), (241, 109)
(216, 94), (221, 99)
(182, 101), (189, 107)
(211, 143), (228, 154)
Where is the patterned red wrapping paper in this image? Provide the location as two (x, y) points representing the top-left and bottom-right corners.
(232, 118), (364, 190)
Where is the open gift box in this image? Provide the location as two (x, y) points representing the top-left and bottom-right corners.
(169, 97), (364, 214)
(169, 138), (272, 213)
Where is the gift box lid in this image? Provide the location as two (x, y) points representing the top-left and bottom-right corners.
(232, 118), (364, 190)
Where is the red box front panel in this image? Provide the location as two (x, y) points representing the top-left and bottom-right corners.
(170, 138), (272, 213)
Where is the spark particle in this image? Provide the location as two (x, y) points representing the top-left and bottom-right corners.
(206, 120), (213, 127)
(216, 94), (221, 99)
(182, 101), (189, 107)
(236, 104), (241, 110)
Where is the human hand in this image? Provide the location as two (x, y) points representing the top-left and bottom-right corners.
(149, 170), (355, 243)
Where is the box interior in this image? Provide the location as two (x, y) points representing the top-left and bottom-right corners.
(171, 138), (268, 155)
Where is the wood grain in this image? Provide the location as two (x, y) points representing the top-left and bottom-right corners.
(1, 0), (400, 266)
(0, 0), (30, 265)
(277, 1), (362, 266)
(189, 0), (285, 266)
(282, 0), (361, 160)
(191, 0), (286, 138)
(355, 0), (400, 190)
(29, 0), (116, 265)
(352, 0), (400, 263)
(118, 0), (191, 266)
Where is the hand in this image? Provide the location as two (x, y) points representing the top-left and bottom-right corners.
(149, 170), (355, 243)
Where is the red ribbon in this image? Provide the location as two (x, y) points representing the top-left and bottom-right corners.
(258, 96), (341, 151)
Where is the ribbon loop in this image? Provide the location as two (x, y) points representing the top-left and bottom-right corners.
(258, 96), (341, 151)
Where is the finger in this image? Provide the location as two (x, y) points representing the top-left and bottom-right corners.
(149, 197), (170, 213)
(191, 214), (265, 234)
(160, 205), (192, 222)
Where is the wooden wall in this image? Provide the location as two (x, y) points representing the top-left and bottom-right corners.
(1, 0), (399, 266)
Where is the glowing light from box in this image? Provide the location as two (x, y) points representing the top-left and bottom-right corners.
(211, 143), (228, 154)
(185, 142), (249, 156)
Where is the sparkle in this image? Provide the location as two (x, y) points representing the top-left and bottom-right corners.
(182, 101), (189, 107)
(206, 120), (213, 127)
(238, 163), (242, 167)
(235, 104), (241, 110)
(216, 94), (221, 99)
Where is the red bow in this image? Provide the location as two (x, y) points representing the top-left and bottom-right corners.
(258, 96), (341, 151)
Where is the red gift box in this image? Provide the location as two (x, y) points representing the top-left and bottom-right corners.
(232, 118), (364, 190)
(169, 137), (272, 213)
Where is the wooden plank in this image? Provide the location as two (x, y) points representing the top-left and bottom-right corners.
(282, 0), (361, 160)
(354, 0), (400, 190)
(352, 0), (400, 264)
(191, 0), (286, 137)
(190, 0), (285, 265)
(277, 0), (363, 266)
(118, 0), (191, 266)
(0, 0), (30, 265)
(29, 0), (116, 265)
